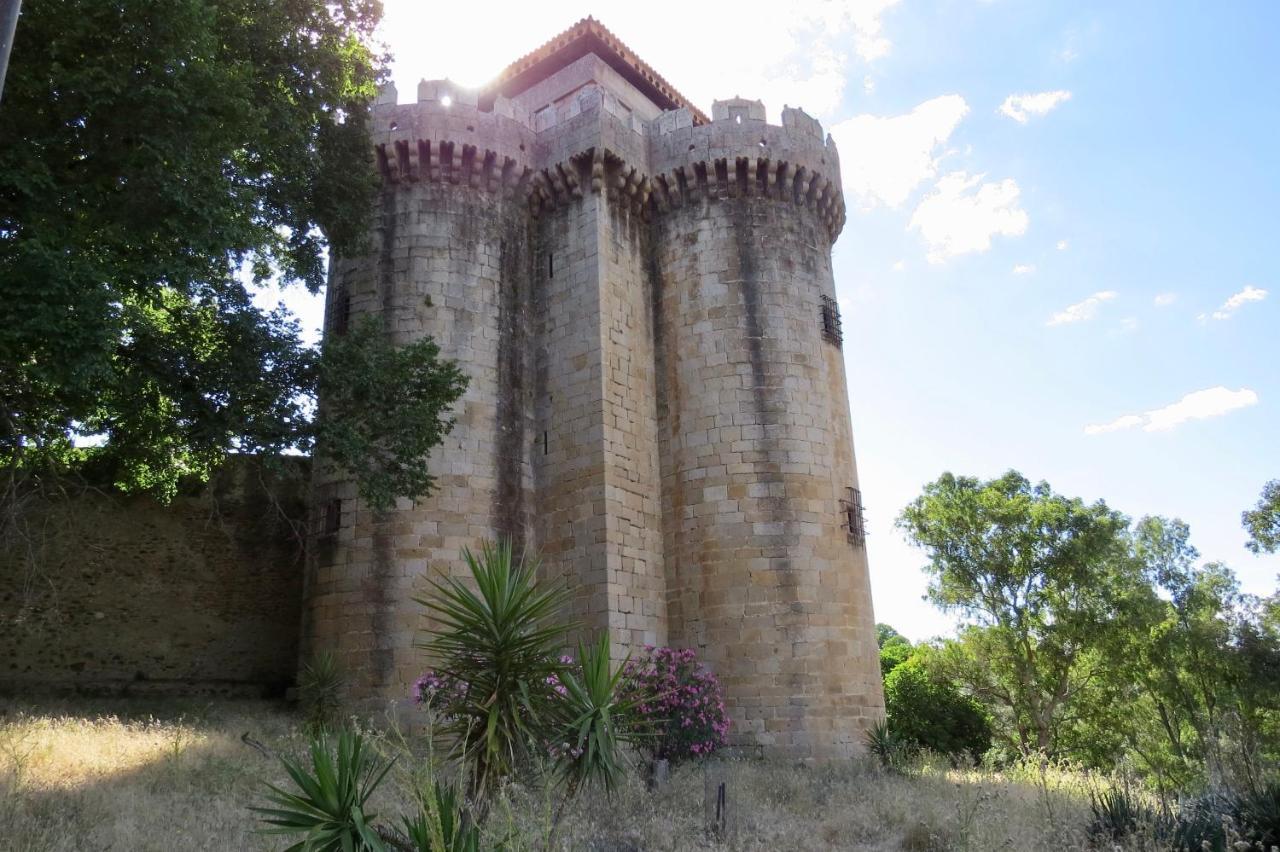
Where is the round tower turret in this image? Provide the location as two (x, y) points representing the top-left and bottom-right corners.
(303, 81), (538, 701)
(648, 101), (882, 759)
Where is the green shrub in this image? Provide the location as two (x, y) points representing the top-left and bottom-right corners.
(865, 719), (911, 772)
(413, 540), (571, 800)
(1088, 786), (1164, 845)
(883, 657), (991, 763)
(298, 650), (344, 735)
(251, 729), (393, 851)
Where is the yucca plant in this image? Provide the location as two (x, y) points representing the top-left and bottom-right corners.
(413, 540), (573, 801)
(400, 777), (485, 852)
(251, 730), (394, 851)
(299, 650), (345, 735)
(552, 632), (645, 796)
(866, 719), (911, 772)
(1088, 786), (1163, 844)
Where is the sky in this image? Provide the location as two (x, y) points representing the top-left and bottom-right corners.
(271, 1), (1280, 642)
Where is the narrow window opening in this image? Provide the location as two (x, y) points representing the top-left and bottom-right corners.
(542, 431), (549, 455)
(548, 252), (554, 279)
(734, 114), (742, 125)
(322, 498), (342, 537)
(820, 295), (843, 348)
(840, 487), (866, 547)
(440, 94), (452, 108)
(332, 287), (351, 337)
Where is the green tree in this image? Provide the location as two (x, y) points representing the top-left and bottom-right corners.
(1243, 480), (1280, 554)
(877, 622), (914, 676)
(0, 0), (463, 509)
(1111, 517), (1280, 791)
(896, 470), (1137, 756)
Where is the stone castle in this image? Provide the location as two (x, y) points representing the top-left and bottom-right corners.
(304, 18), (885, 759)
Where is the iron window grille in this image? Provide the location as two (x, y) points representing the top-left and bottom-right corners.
(840, 486), (866, 547)
(820, 295), (843, 348)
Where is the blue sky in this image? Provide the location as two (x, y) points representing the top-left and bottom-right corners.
(269, 1), (1279, 641)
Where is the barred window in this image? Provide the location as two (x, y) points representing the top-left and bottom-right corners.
(820, 295), (843, 348)
(840, 487), (866, 547)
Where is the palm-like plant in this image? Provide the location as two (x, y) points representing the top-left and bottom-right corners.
(251, 730), (394, 851)
(413, 540), (572, 800)
(552, 632), (646, 796)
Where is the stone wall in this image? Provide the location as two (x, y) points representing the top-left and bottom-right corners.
(0, 457), (307, 697)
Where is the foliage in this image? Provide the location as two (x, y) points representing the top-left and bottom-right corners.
(897, 470), (1139, 757)
(315, 317), (467, 511)
(619, 646), (729, 765)
(399, 777), (485, 852)
(880, 641), (913, 677)
(299, 651), (345, 736)
(865, 719), (912, 772)
(0, 0), (466, 512)
(1243, 480), (1280, 555)
(412, 540), (571, 800)
(1087, 786), (1163, 845)
(550, 634), (646, 795)
(252, 729), (394, 852)
(883, 655), (991, 763)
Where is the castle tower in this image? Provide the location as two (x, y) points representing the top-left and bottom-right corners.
(304, 18), (884, 758)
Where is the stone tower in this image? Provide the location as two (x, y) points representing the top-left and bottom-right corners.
(304, 18), (884, 759)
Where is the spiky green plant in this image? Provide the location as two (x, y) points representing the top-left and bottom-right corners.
(552, 633), (645, 796)
(413, 540), (573, 801)
(400, 777), (485, 852)
(299, 650), (345, 735)
(866, 719), (912, 772)
(251, 730), (394, 851)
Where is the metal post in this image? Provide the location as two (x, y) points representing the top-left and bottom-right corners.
(0, 0), (22, 106)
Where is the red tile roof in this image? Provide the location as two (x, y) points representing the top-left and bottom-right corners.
(481, 17), (710, 125)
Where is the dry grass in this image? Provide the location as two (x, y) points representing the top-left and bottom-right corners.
(0, 697), (1118, 851)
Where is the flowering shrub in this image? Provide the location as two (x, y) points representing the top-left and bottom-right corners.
(620, 646), (730, 764)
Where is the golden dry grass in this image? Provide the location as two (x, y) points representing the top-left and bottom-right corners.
(0, 697), (1119, 851)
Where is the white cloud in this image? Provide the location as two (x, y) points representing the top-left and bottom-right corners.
(379, 1), (902, 120)
(1084, 414), (1143, 436)
(1154, 292), (1178, 307)
(1000, 90), (1072, 123)
(1209, 285), (1267, 320)
(863, 75), (876, 94)
(1085, 387), (1259, 435)
(892, 260), (906, 272)
(830, 96), (970, 208)
(909, 172), (1029, 262)
(1012, 264), (1036, 275)
(1047, 290), (1117, 326)
(1056, 239), (1069, 251)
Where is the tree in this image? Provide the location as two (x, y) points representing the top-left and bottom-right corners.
(877, 622), (914, 676)
(896, 470), (1137, 756)
(0, 0), (464, 509)
(1110, 518), (1280, 790)
(1243, 480), (1280, 554)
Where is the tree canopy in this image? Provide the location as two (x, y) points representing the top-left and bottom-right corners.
(1243, 480), (1280, 555)
(0, 0), (465, 507)
(889, 470), (1280, 793)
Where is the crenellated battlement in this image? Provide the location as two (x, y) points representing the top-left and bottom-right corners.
(370, 80), (846, 240)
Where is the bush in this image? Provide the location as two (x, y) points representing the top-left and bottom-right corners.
(298, 650), (344, 735)
(883, 657), (990, 763)
(619, 646), (729, 765)
(1088, 786), (1165, 845)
